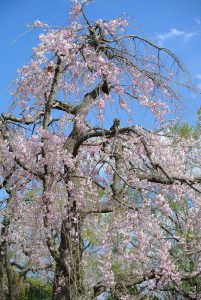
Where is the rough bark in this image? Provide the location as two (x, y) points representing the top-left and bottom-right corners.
(51, 82), (103, 300)
(5, 241), (23, 300)
(52, 202), (83, 300)
(0, 253), (5, 300)
(0, 213), (10, 300)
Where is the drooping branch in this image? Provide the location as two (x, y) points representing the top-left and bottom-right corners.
(1, 99), (76, 126)
(73, 126), (201, 192)
(92, 268), (201, 299)
(1, 111), (44, 125)
(105, 34), (183, 69)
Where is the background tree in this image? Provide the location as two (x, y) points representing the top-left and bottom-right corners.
(0, 0), (201, 299)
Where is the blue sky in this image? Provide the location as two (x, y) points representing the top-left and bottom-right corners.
(0, 0), (201, 126)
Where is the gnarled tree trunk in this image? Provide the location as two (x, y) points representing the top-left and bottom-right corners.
(52, 201), (83, 300)
(0, 252), (5, 300)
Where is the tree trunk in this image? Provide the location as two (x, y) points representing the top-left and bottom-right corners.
(52, 265), (79, 300)
(5, 241), (20, 300)
(51, 127), (86, 300)
(0, 214), (10, 300)
(0, 253), (5, 300)
(52, 201), (83, 300)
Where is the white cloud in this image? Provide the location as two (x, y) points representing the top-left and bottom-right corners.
(157, 28), (184, 42)
(156, 28), (199, 45)
(183, 31), (198, 41)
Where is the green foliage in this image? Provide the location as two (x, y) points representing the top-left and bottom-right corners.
(171, 107), (201, 139)
(83, 227), (98, 246)
(111, 260), (127, 278)
(171, 123), (195, 138)
(98, 188), (105, 197)
(19, 277), (52, 300)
